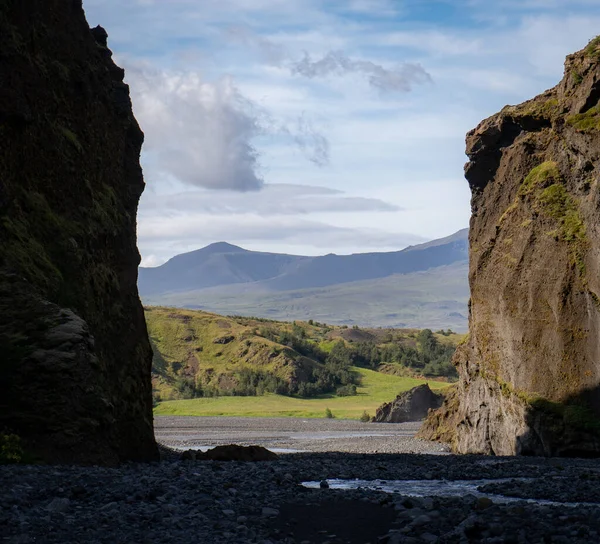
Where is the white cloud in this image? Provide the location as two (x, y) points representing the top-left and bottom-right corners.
(127, 66), (264, 191)
(82, 0), (600, 264)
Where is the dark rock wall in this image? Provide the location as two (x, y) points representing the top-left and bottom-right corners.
(420, 39), (600, 456)
(0, 0), (158, 464)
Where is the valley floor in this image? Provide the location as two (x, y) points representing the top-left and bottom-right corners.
(154, 415), (449, 454)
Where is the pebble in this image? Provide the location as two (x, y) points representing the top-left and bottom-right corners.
(2, 420), (600, 543)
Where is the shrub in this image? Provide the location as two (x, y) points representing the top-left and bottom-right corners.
(0, 434), (24, 464)
(324, 408), (334, 419)
(336, 384), (357, 397)
(360, 411), (371, 423)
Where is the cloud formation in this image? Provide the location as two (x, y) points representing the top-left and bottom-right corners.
(291, 51), (431, 93)
(140, 183), (400, 216)
(228, 26), (432, 93)
(128, 66), (264, 191)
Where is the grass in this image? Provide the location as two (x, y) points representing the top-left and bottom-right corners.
(567, 104), (600, 133)
(584, 35), (600, 59)
(154, 366), (451, 419)
(518, 161), (560, 196)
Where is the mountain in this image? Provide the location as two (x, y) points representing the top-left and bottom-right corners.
(139, 229), (470, 331)
(139, 228), (469, 295)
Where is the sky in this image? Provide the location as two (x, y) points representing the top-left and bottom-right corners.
(82, 0), (600, 266)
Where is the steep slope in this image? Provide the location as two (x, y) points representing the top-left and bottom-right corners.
(420, 38), (600, 457)
(138, 228), (468, 296)
(0, 1), (157, 464)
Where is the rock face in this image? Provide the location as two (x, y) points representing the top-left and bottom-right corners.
(419, 38), (600, 457)
(373, 385), (444, 423)
(0, 1), (158, 464)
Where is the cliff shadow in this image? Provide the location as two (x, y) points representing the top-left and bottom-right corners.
(517, 384), (600, 458)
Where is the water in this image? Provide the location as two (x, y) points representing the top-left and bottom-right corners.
(172, 445), (304, 453)
(301, 478), (590, 507)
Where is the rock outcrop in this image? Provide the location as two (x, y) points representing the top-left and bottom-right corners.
(0, 1), (158, 464)
(372, 384), (444, 423)
(419, 38), (600, 457)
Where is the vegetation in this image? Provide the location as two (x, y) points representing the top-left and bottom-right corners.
(584, 35), (600, 59)
(153, 366), (452, 419)
(321, 328), (458, 378)
(519, 161), (561, 196)
(147, 307), (462, 404)
(567, 104), (600, 133)
(516, 162), (588, 276)
(0, 433), (24, 464)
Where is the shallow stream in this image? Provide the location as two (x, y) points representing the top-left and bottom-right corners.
(301, 478), (591, 507)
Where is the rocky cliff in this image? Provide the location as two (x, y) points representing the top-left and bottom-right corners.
(0, 1), (158, 464)
(419, 38), (600, 457)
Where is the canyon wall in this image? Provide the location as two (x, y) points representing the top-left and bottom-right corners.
(0, 0), (158, 464)
(420, 39), (600, 456)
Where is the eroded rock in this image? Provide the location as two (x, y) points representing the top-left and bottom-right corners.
(373, 384), (444, 423)
(420, 38), (600, 456)
(0, 1), (157, 464)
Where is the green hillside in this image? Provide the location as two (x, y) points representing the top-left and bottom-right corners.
(154, 366), (452, 419)
(146, 307), (463, 408)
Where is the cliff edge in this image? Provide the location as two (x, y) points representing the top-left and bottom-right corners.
(419, 38), (600, 456)
(0, 1), (158, 463)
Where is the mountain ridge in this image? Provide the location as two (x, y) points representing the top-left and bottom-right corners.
(139, 228), (469, 296)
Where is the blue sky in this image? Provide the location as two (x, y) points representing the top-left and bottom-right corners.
(83, 0), (600, 266)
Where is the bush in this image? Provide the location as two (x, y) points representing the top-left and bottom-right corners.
(324, 408), (334, 419)
(0, 434), (24, 464)
(336, 384), (357, 397)
(360, 411), (371, 423)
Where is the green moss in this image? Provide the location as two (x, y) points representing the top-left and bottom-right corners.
(518, 163), (588, 277)
(571, 70), (583, 85)
(567, 104), (600, 133)
(0, 434), (24, 464)
(519, 161), (560, 196)
(584, 35), (600, 59)
(529, 397), (600, 435)
(58, 126), (83, 153)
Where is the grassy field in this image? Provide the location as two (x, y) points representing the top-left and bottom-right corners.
(154, 366), (452, 419)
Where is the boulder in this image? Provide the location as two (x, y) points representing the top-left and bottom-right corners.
(373, 384), (444, 423)
(183, 445), (278, 462)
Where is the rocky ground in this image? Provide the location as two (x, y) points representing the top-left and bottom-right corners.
(154, 416), (449, 454)
(2, 417), (600, 543)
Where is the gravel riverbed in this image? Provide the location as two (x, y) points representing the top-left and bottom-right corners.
(154, 416), (449, 454)
(2, 417), (600, 543)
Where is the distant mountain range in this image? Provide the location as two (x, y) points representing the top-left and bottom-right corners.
(138, 228), (470, 331)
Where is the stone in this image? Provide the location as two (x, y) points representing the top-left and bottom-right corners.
(373, 385), (444, 423)
(46, 498), (70, 513)
(261, 507), (280, 517)
(0, 0), (157, 465)
(420, 37), (600, 457)
(197, 445), (278, 462)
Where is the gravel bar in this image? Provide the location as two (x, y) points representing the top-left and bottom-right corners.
(154, 416), (449, 454)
